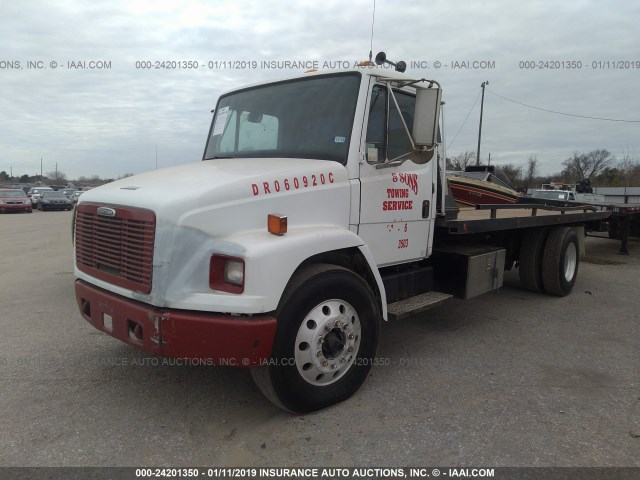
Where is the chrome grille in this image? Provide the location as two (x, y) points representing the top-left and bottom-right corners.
(75, 204), (155, 293)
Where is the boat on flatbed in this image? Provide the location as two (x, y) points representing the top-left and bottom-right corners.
(447, 165), (519, 207)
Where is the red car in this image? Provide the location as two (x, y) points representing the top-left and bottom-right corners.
(0, 189), (33, 213)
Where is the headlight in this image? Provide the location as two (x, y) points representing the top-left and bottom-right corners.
(209, 255), (245, 294)
(0, 200), (5, 205)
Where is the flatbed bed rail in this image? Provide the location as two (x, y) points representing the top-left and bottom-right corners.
(515, 197), (640, 254)
(436, 203), (610, 235)
(476, 203), (597, 219)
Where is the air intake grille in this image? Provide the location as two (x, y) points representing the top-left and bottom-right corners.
(75, 204), (156, 293)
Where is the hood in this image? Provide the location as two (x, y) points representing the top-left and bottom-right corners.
(1, 195), (29, 201)
(79, 157), (349, 227)
(74, 157), (353, 308)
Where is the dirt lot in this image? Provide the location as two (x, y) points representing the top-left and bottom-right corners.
(0, 210), (638, 467)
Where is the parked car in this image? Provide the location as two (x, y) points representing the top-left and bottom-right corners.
(28, 187), (53, 206)
(0, 189), (32, 213)
(61, 188), (77, 199)
(37, 191), (73, 211)
(73, 191), (84, 203)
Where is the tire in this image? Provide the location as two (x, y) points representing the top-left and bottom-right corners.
(542, 227), (579, 297)
(518, 228), (548, 292)
(251, 264), (381, 413)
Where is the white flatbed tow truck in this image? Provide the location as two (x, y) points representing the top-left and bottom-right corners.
(73, 54), (610, 412)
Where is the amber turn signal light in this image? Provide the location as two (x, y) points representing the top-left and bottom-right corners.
(268, 214), (287, 236)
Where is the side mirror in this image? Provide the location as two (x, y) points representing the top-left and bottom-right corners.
(412, 87), (442, 148)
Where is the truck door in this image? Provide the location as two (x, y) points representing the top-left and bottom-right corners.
(358, 81), (436, 266)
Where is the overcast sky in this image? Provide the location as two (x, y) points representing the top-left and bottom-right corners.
(1, 0), (639, 179)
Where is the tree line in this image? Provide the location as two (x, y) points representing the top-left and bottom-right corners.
(447, 149), (640, 190)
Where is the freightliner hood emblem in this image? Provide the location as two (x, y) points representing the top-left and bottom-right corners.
(97, 207), (116, 217)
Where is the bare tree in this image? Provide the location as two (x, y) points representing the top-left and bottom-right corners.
(618, 153), (638, 187)
(562, 149), (614, 181)
(46, 170), (67, 184)
(496, 163), (523, 188)
(525, 155), (538, 187)
(449, 151), (476, 171)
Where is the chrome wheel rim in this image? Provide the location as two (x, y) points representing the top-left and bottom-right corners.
(564, 242), (577, 282)
(294, 299), (361, 386)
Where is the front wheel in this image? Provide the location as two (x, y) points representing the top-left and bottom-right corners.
(251, 264), (381, 413)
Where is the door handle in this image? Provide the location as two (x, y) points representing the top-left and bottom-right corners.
(422, 200), (430, 218)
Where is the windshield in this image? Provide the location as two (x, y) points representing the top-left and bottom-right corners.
(42, 192), (67, 198)
(0, 190), (27, 198)
(203, 72), (361, 164)
(532, 190), (569, 200)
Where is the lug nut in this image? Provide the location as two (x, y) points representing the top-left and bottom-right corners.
(322, 361), (328, 367)
(324, 325), (331, 332)
(317, 336), (324, 344)
(348, 334), (355, 339)
(347, 346), (353, 353)
(331, 364), (336, 370)
(316, 351), (323, 357)
(340, 358), (346, 363)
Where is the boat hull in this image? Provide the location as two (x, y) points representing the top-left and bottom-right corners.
(448, 177), (518, 207)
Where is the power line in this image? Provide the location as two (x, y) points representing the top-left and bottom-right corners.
(447, 90), (481, 149)
(487, 89), (640, 123)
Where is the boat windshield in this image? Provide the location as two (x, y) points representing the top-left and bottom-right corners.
(203, 73), (361, 165)
(449, 171), (513, 190)
(532, 190), (570, 201)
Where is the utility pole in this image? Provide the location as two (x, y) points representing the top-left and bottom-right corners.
(40, 157), (43, 183)
(476, 81), (489, 166)
(55, 162), (58, 182)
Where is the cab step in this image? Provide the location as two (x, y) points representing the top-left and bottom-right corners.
(387, 291), (453, 320)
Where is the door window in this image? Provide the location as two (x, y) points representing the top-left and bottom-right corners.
(365, 86), (416, 163)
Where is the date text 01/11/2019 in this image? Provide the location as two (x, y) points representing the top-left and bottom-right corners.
(519, 60), (640, 70)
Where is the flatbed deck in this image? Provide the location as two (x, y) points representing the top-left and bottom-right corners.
(436, 204), (611, 234)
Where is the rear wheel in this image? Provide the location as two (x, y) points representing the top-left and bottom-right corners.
(518, 228), (548, 292)
(542, 227), (579, 296)
(251, 264), (381, 413)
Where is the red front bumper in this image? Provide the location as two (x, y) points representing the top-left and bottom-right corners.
(75, 280), (277, 366)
